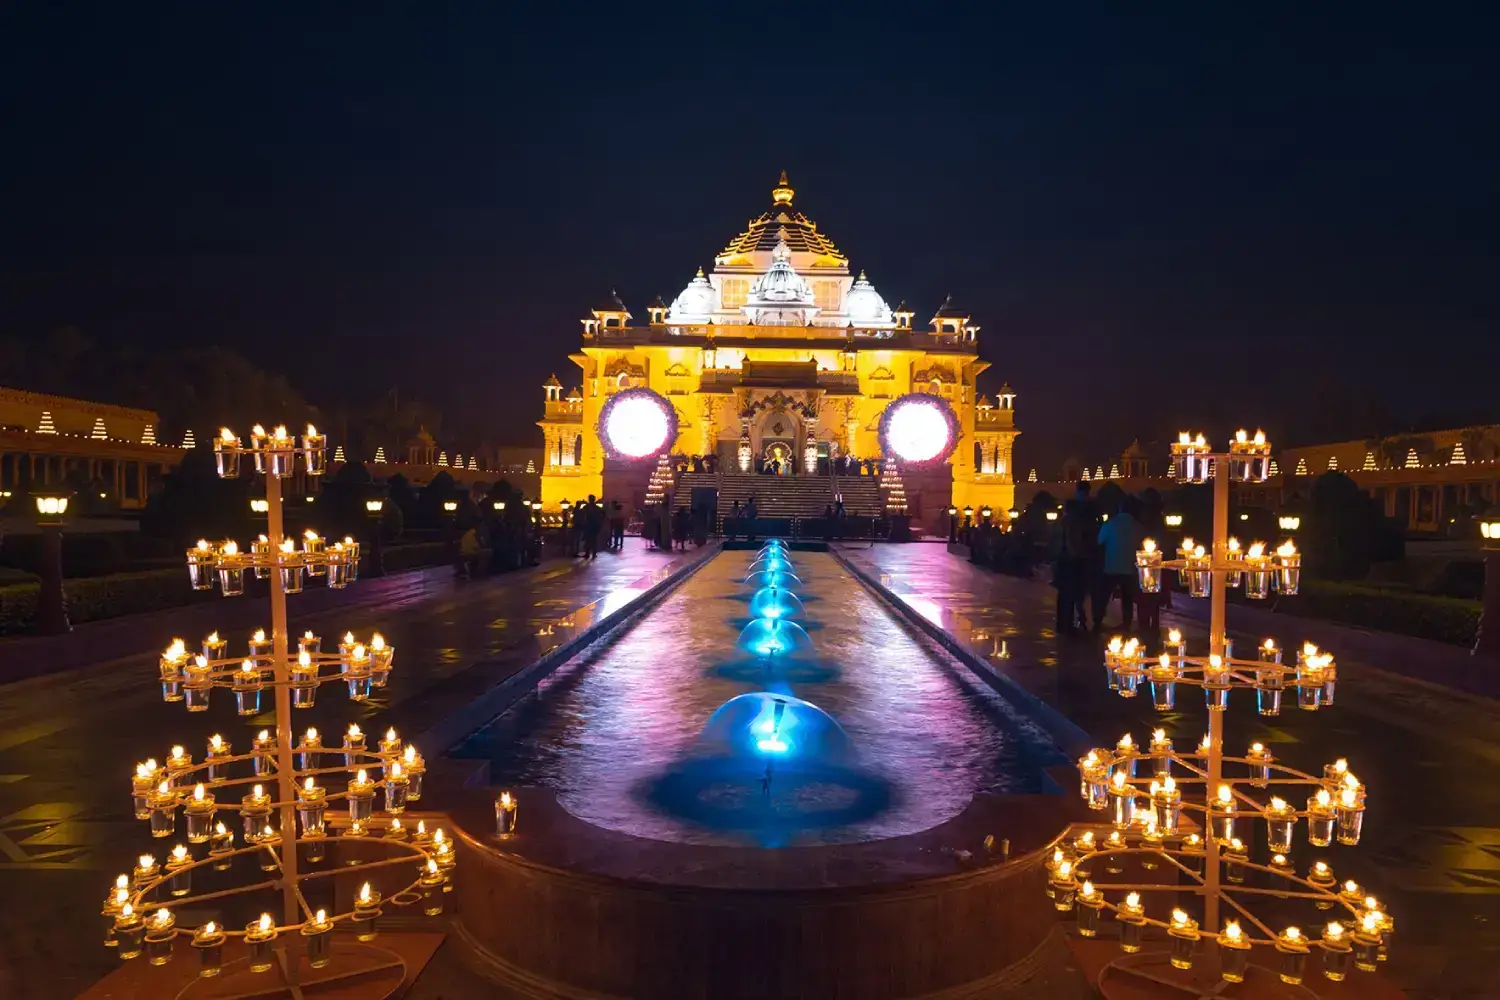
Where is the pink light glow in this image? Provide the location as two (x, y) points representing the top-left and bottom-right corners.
(603, 395), (671, 458)
(884, 398), (953, 463)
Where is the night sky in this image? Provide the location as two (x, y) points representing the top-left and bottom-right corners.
(1, 5), (1494, 472)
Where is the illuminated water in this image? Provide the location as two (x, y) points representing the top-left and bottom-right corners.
(458, 551), (1044, 846)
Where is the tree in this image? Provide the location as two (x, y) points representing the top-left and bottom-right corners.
(140, 449), (253, 546)
(1303, 472), (1402, 580)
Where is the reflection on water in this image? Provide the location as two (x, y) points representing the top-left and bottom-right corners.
(461, 552), (1039, 846)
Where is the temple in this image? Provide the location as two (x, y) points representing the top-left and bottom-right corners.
(538, 172), (1017, 526)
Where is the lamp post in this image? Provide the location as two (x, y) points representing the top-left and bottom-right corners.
(364, 492), (388, 579)
(31, 490), (72, 635)
(947, 505), (958, 543)
(1475, 507), (1500, 660)
(1279, 514), (1301, 534)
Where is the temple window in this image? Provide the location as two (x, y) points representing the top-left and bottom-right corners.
(721, 279), (749, 310)
(814, 281), (840, 313)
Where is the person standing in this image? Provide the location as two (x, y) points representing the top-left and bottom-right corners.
(1095, 496), (1141, 632)
(580, 494), (603, 560)
(609, 501), (625, 551)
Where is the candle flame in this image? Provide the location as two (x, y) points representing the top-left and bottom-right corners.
(1247, 541), (1265, 558)
(1111, 771), (1126, 788)
(1227, 537), (1240, 553)
(1117, 733), (1133, 749)
(1163, 776), (1176, 793)
(1081, 879), (1095, 897)
(253, 784), (264, 799)
(305, 727), (318, 742)
(499, 793), (512, 808)
(1230, 837), (1243, 851)
(1340, 788), (1359, 807)
(404, 745), (417, 764)
(1224, 921), (1243, 941)
(348, 723), (362, 738)
(195, 539), (210, 551)
(304, 529), (320, 541)
(1216, 784), (1232, 805)
(1343, 772), (1360, 790)
(257, 730), (270, 742)
(242, 660), (256, 673)
(1316, 788), (1332, 807)
(1273, 853), (1287, 865)
(1327, 921), (1345, 940)
(157, 780), (170, 795)
(209, 734), (223, 750)
(272, 425), (288, 440)
(116, 873), (129, 889)
(194, 654), (207, 669)
(220, 427), (236, 443)
(307, 424), (319, 437)
(1208, 654), (1223, 670)
(1167, 628), (1182, 644)
(1056, 860), (1071, 878)
(428, 858), (439, 873)
(315, 908), (327, 924)
(1277, 539), (1297, 557)
(204, 921), (216, 934)
(303, 630), (314, 640)
(1362, 912), (1380, 933)
(1125, 891), (1141, 909)
(1365, 895), (1379, 911)
(1314, 861), (1329, 875)
(252, 629), (266, 642)
(1199, 734), (1211, 751)
(193, 784), (206, 801)
(434, 828), (446, 844)
(298, 650), (311, 668)
(1171, 908), (1189, 926)
(1079, 831), (1094, 844)
(251, 424), (266, 437)
(259, 913), (272, 932)
(390, 761), (403, 779)
(1151, 728), (1166, 743)
(372, 633), (386, 650)
(1142, 538), (1157, 554)
(304, 777), (315, 792)
(344, 631), (355, 644)
(139, 854), (154, 870)
(1344, 880), (1359, 893)
(352, 643), (367, 659)
(171, 745), (185, 760)
(1107, 636), (1123, 654)
(1284, 926), (1301, 941)
(1333, 758), (1348, 774)
(417, 820), (427, 834)
(360, 882), (372, 902)
(356, 769), (369, 783)
(172, 844), (187, 860)
(1269, 796), (1288, 812)
(215, 822), (226, 835)
(149, 910), (167, 930)
(281, 538), (295, 553)
(385, 727), (397, 743)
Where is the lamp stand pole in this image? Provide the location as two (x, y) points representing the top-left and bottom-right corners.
(1475, 550), (1500, 660)
(37, 525), (70, 635)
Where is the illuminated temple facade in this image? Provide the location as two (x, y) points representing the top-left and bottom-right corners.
(538, 173), (1017, 520)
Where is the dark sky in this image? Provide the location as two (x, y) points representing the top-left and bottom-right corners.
(1, 5), (1495, 472)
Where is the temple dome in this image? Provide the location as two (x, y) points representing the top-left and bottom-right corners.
(667, 266), (715, 323)
(844, 270), (892, 327)
(717, 171), (845, 261)
(742, 236), (818, 326)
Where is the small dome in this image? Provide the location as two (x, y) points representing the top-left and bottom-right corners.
(845, 269), (892, 326)
(667, 267), (715, 322)
(748, 237), (815, 305)
(593, 288), (629, 314)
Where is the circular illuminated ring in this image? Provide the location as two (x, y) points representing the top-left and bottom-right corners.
(597, 387), (678, 461)
(877, 393), (959, 468)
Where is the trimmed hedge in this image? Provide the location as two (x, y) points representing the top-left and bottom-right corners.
(0, 543), (453, 636)
(1271, 581), (1480, 647)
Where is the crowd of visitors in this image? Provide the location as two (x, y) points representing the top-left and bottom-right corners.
(1051, 482), (1168, 644)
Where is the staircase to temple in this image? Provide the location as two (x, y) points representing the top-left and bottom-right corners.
(671, 473), (884, 519)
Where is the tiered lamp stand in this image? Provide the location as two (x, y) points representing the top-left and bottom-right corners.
(100, 425), (452, 998)
(1051, 430), (1394, 995)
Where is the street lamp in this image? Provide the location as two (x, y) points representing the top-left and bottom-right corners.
(981, 505), (993, 522)
(1045, 510), (1059, 522)
(250, 498), (269, 514)
(364, 493), (387, 578)
(1007, 508), (1019, 520)
(492, 500), (506, 512)
(1475, 506), (1500, 660)
(31, 490), (73, 634)
(441, 500), (458, 514)
(1165, 513), (1184, 528)
(1279, 514), (1301, 532)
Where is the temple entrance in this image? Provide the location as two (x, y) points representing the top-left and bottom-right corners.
(763, 440), (795, 475)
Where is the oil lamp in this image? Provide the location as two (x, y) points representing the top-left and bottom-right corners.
(160, 640), (188, 702)
(345, 643), (372, 701)
(247, 627), (270, 661)
(1275, 926), (1310, 985)
(303, 530), (327, 578)
(301, 908), (334, 968)
(298, 777), (328, 836)
(1264, 797), (1296, 853)
(114, 903), (146, 960)
(1048, 859), (1078, 911)
(402, 745), (426, 800)
(256, 822), (281, 870)
(1149, 654), (1177, 710)
(1136, 538), (1162, 592)
(252, 729), (275, 776)
(1078, 751), (1109, 810)
(1180, 832), (1204, 875)
(1256, 640), (1284, 715)
(370, 633), (394, 687)
(185, 784), (216, 843)
(343, 723), (366, 767)
(1148, 729), (1172, 777)
(132, 760), (160, 819)
(1336, 786), (1366, 845)
(165, 843), (192, 897)
(1218, 921), (1251, 982)
(1186, 544), (1211, 597)
(209, 822), (234, 870)
(419, 858), (445, 916)
(1208, 784), (1236, 842)
(192, 921), (225, 977)
(1075, 880), (1104, 937)
(244, 913), (277, 973)
(102, 876), (129, 947)
(216, 542), (245, 595)
(379, 726), (402, 759)
(496, 790), (519, 835)
(234, 661), (263, 715)
(1307, 860), (1337, 905)
(1244, 541), (1272, 598)
(132, 853), (159, 889)
(1276, 540), (1302, 594)
(1168, 908), (1199, 969)
(352, 882), (382, 941)
(280, 538), (305, 594)
(291, 650), (318, 707)
(1107, 770), (1135, 829)
(1223, 537), (1244, 587)
(214, 427), (241, 477)
(295, 727), (322, 772)
(1116, 892), (1146, 953)
(1113, 733), (1137, 777)
(184, 655), (212, 712)
(186, 540), (216, 591)
(241, 784), (271, 841)
(1152, 776), (1182, 834)
(1297, 653), (1327, 711)
(1352, 912), (1383, 972)
(385, 761), (410, 814)
(148, 781), (177, 838)
(1203, 654), (1230, 710)
(302, 424), (327, 474)
(1246, 741), (1273, 786)
(1223, 837), (1248, 883)
(266, 425), (296, 478)
(204, 734), (231, 784)
(1322, 921), (1353, 981)
(348, 769), (375, 823)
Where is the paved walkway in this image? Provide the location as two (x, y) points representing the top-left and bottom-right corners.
(840, 543), (1500, 1000)
(0, 540), (693, 999)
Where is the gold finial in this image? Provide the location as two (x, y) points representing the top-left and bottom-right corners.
(771, 170), (794, 205)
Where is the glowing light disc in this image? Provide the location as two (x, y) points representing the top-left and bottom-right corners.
(600, 390), (674, 459)
(881, 396), (956, 464)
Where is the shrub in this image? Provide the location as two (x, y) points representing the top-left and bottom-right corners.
(1273, 580), (1479, 646)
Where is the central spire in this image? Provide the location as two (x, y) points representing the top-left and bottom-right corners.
(771, 170), (794, 206)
